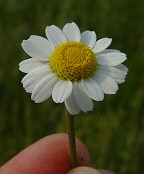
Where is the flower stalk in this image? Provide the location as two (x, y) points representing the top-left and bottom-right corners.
(66, 111), (77, 168)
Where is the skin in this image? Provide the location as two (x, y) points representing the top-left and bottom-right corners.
(0, 133), (115, 174)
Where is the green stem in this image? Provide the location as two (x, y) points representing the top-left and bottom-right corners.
(66, 111), (77, 168)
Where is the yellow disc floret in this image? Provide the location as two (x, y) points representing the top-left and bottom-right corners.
(49, 41), (97, 82)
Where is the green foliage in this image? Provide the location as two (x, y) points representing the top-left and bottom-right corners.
(0, 0), (144, 173)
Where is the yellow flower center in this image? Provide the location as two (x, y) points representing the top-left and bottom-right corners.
(49, 41), (97, 82)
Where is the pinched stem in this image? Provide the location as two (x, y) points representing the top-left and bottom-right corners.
(66, 111), (77, 168)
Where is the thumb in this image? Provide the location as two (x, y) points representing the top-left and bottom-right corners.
(67, 167), (116, 174)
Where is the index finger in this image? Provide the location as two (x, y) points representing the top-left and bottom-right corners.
(0, 133), (91, 174)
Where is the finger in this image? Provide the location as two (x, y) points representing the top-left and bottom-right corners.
(67, 166), (100, 174)
(67, 167), (116, 174)
(0, 133), (90, 174)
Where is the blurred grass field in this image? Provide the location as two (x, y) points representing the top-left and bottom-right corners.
(0, 0), (144, 173)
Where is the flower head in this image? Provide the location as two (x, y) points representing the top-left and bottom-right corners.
(19, 22), (128, 115)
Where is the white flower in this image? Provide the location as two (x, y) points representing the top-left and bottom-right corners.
(19, 22), (128, 115)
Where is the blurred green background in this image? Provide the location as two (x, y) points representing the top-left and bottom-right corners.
(0, 0), (144, 173)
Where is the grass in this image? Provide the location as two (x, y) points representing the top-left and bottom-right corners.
(0, 0), (144, 173)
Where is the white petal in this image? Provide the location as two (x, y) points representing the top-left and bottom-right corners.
(63, 22), (81, 42)
(45, 25), (67, 46)
(81, 31), (96, 48)
(22, 65), (49, 83)
(97, 66), (127, 84)
(73, 83), (93, 113)
(52, 81), (73, 103)
(93, 72), (118, 94)
(114, 64), (129, 74)
(81, 78), (104, 101)
(30, 35), (54, 52)
(21, 35), (54, 61)
(22, 66), (51, 93)
(65, 92), (80, 115)
(31, 73), (59, 103)
(93, 38), (112, 53)
(96, 52), (127, 66)
(96, 49), (120, 55)
(19, 58), (47, 73)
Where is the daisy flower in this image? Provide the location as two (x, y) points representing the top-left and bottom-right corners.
(19, 22), (128, 115)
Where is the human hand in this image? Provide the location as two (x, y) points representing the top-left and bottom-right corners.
(0, 133), (115, 174)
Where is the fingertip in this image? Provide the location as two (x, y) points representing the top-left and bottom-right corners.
(0, 133), (91, 174)
(66, 167), (116, 174)
(75, 137), (91, 166)
(67, 166), (100, 174)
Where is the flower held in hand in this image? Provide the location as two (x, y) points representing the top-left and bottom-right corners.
(19, 22), (128, 115)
